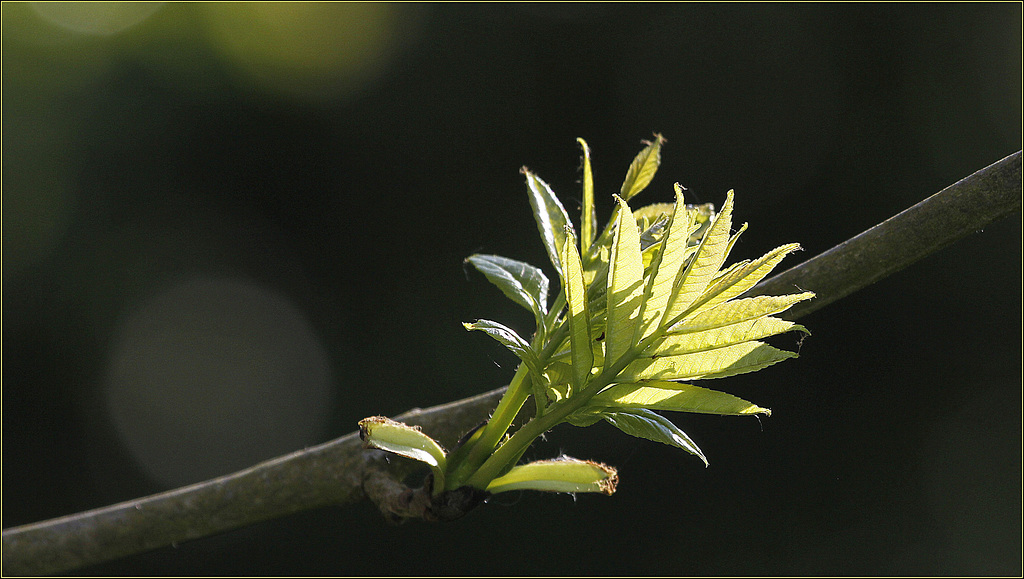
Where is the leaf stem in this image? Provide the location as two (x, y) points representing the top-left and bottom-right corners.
(445, 364), (531, 488)
(446, 300), (573, 489)
(465, 347), (636, 488)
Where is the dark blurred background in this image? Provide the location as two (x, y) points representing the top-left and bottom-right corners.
(3, 3), (1021, 575)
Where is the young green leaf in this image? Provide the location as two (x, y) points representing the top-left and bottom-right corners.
(565, 407), (606, 427)
(632, 202), (676, 233)
(673, 292), (816, 334)
(638, 217), (673, 271)
(662, 190), (735, 327)
(577, 137), (596, 255)
(654, 316), (807, 356)
(438, 135), (816, 508)
(590, 381), (771, 416)
(720, 222), (749, 267)
(523, 168), (572, 276)
(585, 136), (666, 263)
(604, 195), (646, 369)
(685, 243), (804, 319)
(484, 457), (618, 495)
(686, 203), (716, 243)
(621, 340), (798, 382)
(639, 185), (698, 339)
(465, 254), (550, 332)
(620, 134), (665, 201)
(359, 416), (448, 491)
(561, 229), (594, 392)
(463, 319), (542, 376)
(603, 408), (708, 465)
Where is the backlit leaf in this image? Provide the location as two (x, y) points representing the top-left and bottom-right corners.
(639, 185), (698, 339)
(633, 202), (676, 229)
(603, 408), (707, 465)
(721, 222), (749, 266)
(565, 407), (605, 427)
(621, 340), (798, 382)
(485, 457), (618, 495)
(463, 319), (541, 376)
(685, 242), (804, 318)
(466, 254), (550, 331)
(671, 292), (815, 334)
(485, 457), (618, 491)
(561, 229), (594, 391)
(523, 168), (572, 276)
(359, 416), (448, 491)
(585, 135), (666, 263)
(577, 137), (596, 254)
(543, 361), (574, 389)
(654, 316), (807, 356)
(620, 134), (665, 201)
(686, 202), (716, 244)
(604, 196), (645, 369)
(662, 190), (735, 327)
(591, 381), (770, 416)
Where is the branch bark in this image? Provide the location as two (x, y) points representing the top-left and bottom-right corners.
(1, 388), (508, 576)
(2, 151), (1020, 576)
(753, 150), (1021, 320)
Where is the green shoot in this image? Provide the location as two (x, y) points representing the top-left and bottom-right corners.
(359, 134), (813, 519)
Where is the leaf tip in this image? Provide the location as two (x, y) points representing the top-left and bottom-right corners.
(357, 415), (387, 442)
(596, 462), (620, 495)
(743, 405), (772, 417)
(673, 182), (686, 202)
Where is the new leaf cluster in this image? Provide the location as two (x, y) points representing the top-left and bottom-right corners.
(362, 135), (813, 510)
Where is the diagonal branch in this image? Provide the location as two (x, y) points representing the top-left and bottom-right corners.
(2, 151), (1019, 576)
(1, 388), (508, 576)
(751, 150), (1021, 318)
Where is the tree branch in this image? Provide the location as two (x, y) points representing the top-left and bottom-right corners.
(751, 150), (1021, 319)
(1, 388), (508, 576)
(2, 151), (1019, 576)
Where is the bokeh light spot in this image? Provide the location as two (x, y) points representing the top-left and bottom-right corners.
(29, 2), (164, 36)
(200, 2), (410, 104)
(103, 277), (334, 488)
